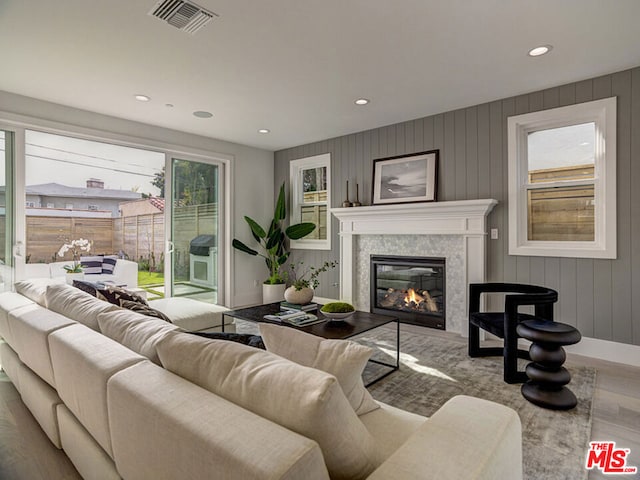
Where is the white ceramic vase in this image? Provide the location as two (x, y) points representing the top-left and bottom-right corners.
(65, 272), (85, 285)
(262, 283), (286, 304)
(284, 286), (314, 305)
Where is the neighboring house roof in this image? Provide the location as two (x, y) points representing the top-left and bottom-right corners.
(24, 183), (141, 200)
(148, 197), (165, 212)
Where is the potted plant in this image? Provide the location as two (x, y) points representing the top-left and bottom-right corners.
(284, 260), (338, 305)
(57, 238), (91, 284)
(232, 184), (316, 303)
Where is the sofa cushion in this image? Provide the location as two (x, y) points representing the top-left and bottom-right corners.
(97, 309), (179, 365)
(358, 402), (426, 460)
(49, 323), (145, 458)
(120, 300), (172, 323)
(9, 304), (76, 387)
(0, 292), (35, 344)
(14, 277), (66, 306)
(148, 297), (229, 332)
(108, 361), (330, 480)
(157, 332), (380, 480)
(80, 255), (104, 275)
(102, 255), (118, 275)
(260, 323), (380, 415)
(46, 283), (119, 332)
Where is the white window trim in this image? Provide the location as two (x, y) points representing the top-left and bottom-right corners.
(507, 97), (617, 259)
(289, 153), (331, 250)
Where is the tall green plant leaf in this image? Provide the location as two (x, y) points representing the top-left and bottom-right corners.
(286, 222), (316, 240)
(266, 228), (282, 250)
(274, 184), (286, 221)
(232, 239), (258, 256)
(244, 216), (266, 239)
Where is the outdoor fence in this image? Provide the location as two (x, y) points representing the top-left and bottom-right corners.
(26, 203), (218, 273)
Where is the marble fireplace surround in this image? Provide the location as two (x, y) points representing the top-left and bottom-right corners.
(331, 199), (497, 337)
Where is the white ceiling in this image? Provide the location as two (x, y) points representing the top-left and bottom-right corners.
(2, 0), (640, 152)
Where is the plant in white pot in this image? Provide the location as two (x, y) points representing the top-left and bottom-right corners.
(284, 260), (338, 305)
(232, 184), (316, 303)
(57, 238), (91, 284)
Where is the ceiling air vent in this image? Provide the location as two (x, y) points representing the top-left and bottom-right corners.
(148, 0), (218, 35)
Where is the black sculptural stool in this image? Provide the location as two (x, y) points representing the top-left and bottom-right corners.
(516, 319), (581, 410)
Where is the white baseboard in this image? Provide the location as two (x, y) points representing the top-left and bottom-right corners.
(564, 336), (640, 367)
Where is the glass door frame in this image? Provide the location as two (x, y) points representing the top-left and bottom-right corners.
(164, 153), (227, 304)
(0, 113), (233, 307)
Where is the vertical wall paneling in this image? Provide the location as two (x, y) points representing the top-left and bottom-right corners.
(274, 67), (640, 347)
(611, 71), (633, 343)
(631, 68), (640, 345)
(454, 109), (467, 200)
(593, 75), (614, 341)
(465, 107), (479, 200)
(488, 101), (504, 282)
(477, 104), (491, 199)
(443, 112), (456, 200)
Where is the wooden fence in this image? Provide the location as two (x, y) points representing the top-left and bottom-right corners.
(26, 203), (218, 268)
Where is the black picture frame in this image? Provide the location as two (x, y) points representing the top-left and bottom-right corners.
(371, 150), (438, 205)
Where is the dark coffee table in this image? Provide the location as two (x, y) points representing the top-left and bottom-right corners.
(223, 303), (400, 386)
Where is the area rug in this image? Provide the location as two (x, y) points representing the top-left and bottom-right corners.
(357, 327), (596, 480)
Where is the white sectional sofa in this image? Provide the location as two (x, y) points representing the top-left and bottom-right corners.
(23, 259), (139, 288)
(0, 280), (524, 480)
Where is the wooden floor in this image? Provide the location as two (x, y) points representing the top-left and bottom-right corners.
(0, 327), (638, 480)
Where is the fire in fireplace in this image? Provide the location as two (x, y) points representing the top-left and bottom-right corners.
(370, 255), (445, 329)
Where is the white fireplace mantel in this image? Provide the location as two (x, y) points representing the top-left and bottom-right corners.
(331, 199), (498, 336)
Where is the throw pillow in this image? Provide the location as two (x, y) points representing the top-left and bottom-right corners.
(120, 299), (172, 323)
(189, 331), (265, 349)
(80, 255), (104, 275)
(96, 285), (148, 307)
(102, 255), (118, 274)
(156, 332), (381, 479)
(72, 279), (99, 296)
(259, 323), (380, 416)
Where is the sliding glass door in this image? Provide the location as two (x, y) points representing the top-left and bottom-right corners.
(167, 157), (222, 304)
(0, 130), (15, 291)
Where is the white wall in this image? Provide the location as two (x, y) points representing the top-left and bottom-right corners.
(0, 90), (273, 307)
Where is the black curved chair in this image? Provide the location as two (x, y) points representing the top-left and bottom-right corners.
(468, 283), (558, 384)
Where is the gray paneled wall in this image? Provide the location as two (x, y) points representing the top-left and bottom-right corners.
(275, 67), (640, 347)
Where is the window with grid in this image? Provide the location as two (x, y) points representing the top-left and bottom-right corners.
(507, 97), (616, 258)
(290, 153), (331, 250)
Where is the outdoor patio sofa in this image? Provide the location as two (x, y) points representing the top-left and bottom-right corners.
(0, 279), (523, 480)
(22, 259), (138, 288)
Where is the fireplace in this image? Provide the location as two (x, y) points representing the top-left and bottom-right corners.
(370, 255), (445, 329)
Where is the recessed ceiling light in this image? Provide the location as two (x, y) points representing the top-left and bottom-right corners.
(528, 45), (553, 57)
(193, 111), (213, 118)
(354, 98), (370, 105)
(258, 129), (270, 134)
(134, 94), (151, 102)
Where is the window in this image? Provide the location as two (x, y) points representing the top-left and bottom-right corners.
(290, 153), (331, 250)
(507, 97), (616, 258)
